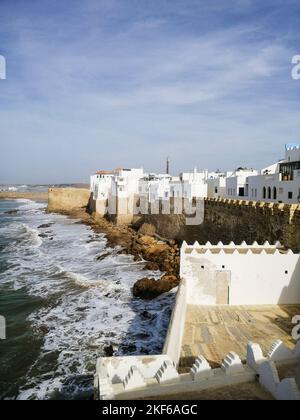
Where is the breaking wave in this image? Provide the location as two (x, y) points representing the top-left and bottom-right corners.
(0, 199), (175, 400)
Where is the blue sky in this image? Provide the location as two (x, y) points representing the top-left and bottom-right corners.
(0, 0), (299, 183)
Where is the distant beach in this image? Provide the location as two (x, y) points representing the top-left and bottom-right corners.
(0, 191), (48, 201)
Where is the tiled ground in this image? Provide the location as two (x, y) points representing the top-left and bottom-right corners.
(180, 304), (300, 369)
(145, 382), (274, 400)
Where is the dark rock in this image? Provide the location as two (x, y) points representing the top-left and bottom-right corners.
(38, 223), (54, 229)
(96, 252), (111, 261)
(5, 209), (18, 215)
(132, 275), (179, 299)
(103, 345), (114, 357)
(120, 344), (137, 353)
(140, 310), (156, 321)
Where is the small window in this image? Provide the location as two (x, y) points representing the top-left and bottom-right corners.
(288, 192), (293, 199)
(263, 187), (266, 199)
(201, 266), (205, 269)
(222, 265), (225, 269)
(285, 270), (288, 275)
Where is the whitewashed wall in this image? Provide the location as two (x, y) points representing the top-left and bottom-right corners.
(181, 243), (300, 305)
(162, 279), (187, 365)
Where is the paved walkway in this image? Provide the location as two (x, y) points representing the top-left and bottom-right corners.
(180, 304), (300, 369)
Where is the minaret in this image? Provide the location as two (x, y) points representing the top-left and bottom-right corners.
(166, 157), (170, 175)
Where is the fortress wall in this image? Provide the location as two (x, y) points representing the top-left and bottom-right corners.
(48, 188), (300, 253)
(142, 199), (300, 253)
(47, 188), (91, 213)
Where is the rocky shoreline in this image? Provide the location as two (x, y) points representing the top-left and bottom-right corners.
(47, 208), (181, 299)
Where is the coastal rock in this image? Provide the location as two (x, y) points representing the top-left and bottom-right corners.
(138, 223), (156, 237)
(136, 235), (155, 246)
(103, 345), (114, 357)
(143, 261), (160, 271)
(38, 223), (53, 229)
(4, 209), (18, 215)
(132, 274), (179, 299)
(38, 233), (48, 238)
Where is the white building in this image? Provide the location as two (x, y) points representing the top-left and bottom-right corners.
(207, 172), (232, 199)
(247, 144), (300, 204)
(90, 170), (114, 200)
(225, 168), (259, 199)
(138, 174), (172, 201)
(170, 169), (208, 199)
(91, 168), (144, 201)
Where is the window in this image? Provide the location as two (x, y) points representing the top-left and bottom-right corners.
(288, 192), (293, 199)
(268, 187), (271, 199)
(263, 187), (266, 199)
(273, 187), (277, 200)
(215, 187), (218, 194)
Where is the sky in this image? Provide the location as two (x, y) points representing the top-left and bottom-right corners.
(0, 0), (299, 184)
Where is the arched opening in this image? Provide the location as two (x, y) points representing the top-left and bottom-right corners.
(263, 187), (266, 199)
(268, 187), (272, 199)
(273, 187), (277, 200)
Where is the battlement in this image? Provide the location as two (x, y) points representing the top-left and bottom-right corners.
(181, 242), (300, 305)
(205, 197), (300, 212)
(95, 340), (300, 400)
(181, 240), (297, 256)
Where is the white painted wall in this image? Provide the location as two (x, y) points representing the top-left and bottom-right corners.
(181, 244), (300, 305)
(163, 280), (187, 365)
(248, 172), (300, 204)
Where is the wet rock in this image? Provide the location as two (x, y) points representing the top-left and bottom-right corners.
(39, 324), (50, 334)
(103, 345), (114, 357)
(135, 332), (151, 340)
(132, 274), (179, 299)
(5, 209), (18, 215)
(120, 344), (137, 353)
(38, 223), (53, 229)
(96, 252), (111, 261)
(140, 310), (156, 321)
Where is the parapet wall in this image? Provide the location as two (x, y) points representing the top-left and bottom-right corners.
(47, 188), (91, 213)
(49, 189), (300, 253)
(181, 241), (300, 305)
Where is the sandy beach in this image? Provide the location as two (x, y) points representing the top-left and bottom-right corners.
(0, 191), (48, 201)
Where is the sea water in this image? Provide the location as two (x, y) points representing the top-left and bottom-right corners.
(0, 199), (175, 400)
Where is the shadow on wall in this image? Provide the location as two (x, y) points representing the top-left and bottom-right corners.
(279, 256), (300, 305)
(88, 193), (96, 214)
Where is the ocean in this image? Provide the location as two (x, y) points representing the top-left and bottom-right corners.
(0, 199), (175, 400)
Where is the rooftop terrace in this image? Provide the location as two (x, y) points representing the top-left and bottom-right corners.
(180, 304), (300, 370)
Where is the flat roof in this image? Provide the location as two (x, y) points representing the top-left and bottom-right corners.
(180, 304), (300, 370)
